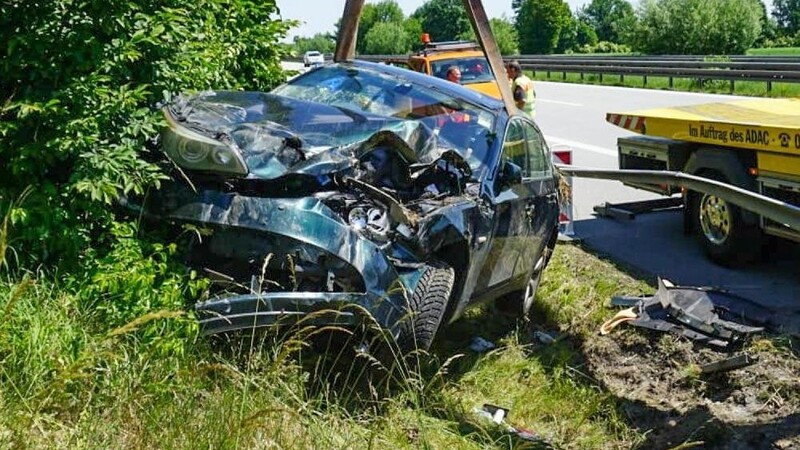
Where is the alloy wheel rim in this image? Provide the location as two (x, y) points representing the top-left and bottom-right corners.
(699, 193), (732, 245)
(523, 257), (545, 315)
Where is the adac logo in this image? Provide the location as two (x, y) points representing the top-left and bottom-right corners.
(779, 133), (791, 148)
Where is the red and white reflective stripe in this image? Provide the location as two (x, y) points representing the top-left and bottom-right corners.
(606, 113), (645, 133)
(550, 145), (574, 237)
(552, 149), (572, 166)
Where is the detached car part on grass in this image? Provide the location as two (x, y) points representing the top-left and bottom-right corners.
(134, 62), (560, 351)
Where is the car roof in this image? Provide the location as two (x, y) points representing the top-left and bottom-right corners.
(346, 60), (505, 113)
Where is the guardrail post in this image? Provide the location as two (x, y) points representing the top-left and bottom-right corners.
(669, 77), (673, 88)
(767, 81), (773, 93)
(562, 71), (566, 80)
(620, 74), (624, 83)
(643, 75), (647, 87)
(730, 80), (735, 94)
(599, 73), (603, 82)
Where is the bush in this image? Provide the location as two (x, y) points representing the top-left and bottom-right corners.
(577, 40), (632, 54)
(0, 1), (291, 344)
(364, 22), (411, 55)
(0, 0), (291, 271)
(761, 33), (800, 48)
(632, 0), (762, 55)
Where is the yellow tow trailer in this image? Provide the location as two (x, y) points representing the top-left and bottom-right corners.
(606, 98), (800, 266)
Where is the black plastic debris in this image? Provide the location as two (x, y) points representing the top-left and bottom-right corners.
(602, 278), (769, 348)
(700, 354), (758, 375)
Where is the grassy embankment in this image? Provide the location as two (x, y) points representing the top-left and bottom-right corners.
(3, 240), (797, 449)
(746, 47), (800, 56)
(0, 243), (651, 449)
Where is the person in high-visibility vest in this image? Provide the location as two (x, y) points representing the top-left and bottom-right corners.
(505, 60), (536, 118)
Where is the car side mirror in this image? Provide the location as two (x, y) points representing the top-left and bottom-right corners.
(498, 160), (523, 190)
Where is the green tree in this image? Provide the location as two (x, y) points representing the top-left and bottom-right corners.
(514, 0), (572, 54)
(755, 0), (778, 46)
(458, 17), (520, 55)
(772, 0), (800, 36)
(632, 0), (762, 54)
(578, 0), (635, 43)
(403, 17), (425, 51)
(364, 22), (411, 54)
(412, 0), (471, 42)
(558, 17), (599, 53)
(0, 0), (290, 267)
(333, 0), (405, 54)
(293, 33), (336, 55)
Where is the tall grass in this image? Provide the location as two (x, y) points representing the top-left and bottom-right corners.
(0, 244), (647, 449)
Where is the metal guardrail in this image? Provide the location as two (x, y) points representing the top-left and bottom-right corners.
(351, 54), (800, 92)
(558, 167), (800, 233)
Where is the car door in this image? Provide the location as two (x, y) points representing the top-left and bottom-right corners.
(473, 118), (537, 298)
(521, 120), (559, 258)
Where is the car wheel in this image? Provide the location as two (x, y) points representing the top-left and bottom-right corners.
(397, 261), (454, 353)
(690, 172), (762, 266)
(495, 228), (557, 319)
(522, 254), (547, 316)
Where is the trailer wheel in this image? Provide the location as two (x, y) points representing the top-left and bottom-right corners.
(396, 261), (454, 353)
(690, 172), (762, 266)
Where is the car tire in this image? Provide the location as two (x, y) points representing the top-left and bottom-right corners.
(690, 171), (762, 266)
(495, 228), (557, 319)
(397, 261), (454, 353)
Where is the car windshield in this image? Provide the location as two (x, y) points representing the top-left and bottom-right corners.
(273, 65), (499, 179)
(430, 57), (496, 85)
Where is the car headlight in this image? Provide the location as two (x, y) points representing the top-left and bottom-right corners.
(161, 109), (248, 177)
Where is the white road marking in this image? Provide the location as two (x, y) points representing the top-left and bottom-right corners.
(538, 99), (584, 107)
(544, 135), (618, 157)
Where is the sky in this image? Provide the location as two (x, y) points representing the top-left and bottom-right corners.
(276, 0), (775, 41)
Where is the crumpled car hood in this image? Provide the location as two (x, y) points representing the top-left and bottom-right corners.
(166, 91), (458, 180)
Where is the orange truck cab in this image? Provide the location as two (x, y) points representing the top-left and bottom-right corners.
(406, 39), (503, 99)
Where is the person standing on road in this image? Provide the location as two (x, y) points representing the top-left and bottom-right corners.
(506, 60), (536, 118)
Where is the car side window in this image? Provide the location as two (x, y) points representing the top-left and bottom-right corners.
(502, 120), (528, 176)
(522, 122), (552, 179)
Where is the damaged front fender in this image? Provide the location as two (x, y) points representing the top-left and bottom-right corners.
(152, 184), (419, 336)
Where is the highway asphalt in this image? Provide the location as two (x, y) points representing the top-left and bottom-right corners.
(535, 81), (799, 324)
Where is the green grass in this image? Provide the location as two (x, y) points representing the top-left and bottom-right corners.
(2, 242), (796, 449)
(531, 70), (800, 97)
(746, 47), (800, 56)
(0, 244), (655, 449)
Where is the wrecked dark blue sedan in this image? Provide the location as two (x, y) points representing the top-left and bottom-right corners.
(139, 61), (560, 351)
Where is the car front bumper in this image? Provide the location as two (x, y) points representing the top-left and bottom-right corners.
(146, 184), (417, 336)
